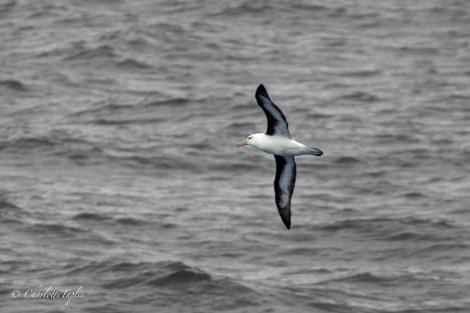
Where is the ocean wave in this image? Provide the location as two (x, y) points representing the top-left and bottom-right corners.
(64, 43), (116, 61)
(144, 261), (212, 287)
(315, 217), (460, 242)
(143, 98), (190, 107)
(341, 70), (382, 78)
(69, 102), (140, 118)
(1, 130), (199, 170)
(0, 134), (109, 166)
(115, 217), (148, 226)
(334, 156), (363, 164)
(290, 3), (331, 12)
(415, 242), (470, 256)
(330, 272), (389, 284)
(72, 212), (112, 222)
(70, 97), (189, 123)
(371, 132), (422, 145)
(145, 21), (187, 38)
(68, 259), (258, 304)
(111, 155), (202, 172)
(20, 221), (117, 247)
(212, 1), (340, 19)
(39, 39), (154, 73)
(0, 0), (16, 17)
(22, 222), (88, 238)
(108, 260), (260, 310)
(224, 121), (257, 132)
(340, 91), (381, 102)
(325, 268), (449, 287)
(73, 212), (149, 226)
(0, 198), (20, 210)
(306, 112), (334, 119)
(65, 147), (104, 164)
(212, 2), (272, 16)
(396, 46), (440, 55)
(90, 117), (164, 126)
(0, 197), (28, 225)
(0, 79), (28, 92)
(115, 58), (153, 70)
(0, 136), (56, 151)
(400, 191), (427, 199)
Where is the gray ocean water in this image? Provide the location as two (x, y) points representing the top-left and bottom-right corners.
(1, 0), (470, 312)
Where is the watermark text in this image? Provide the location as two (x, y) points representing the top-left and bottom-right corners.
(11, 285), (85, 306)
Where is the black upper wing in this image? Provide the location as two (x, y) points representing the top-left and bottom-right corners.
(274, 155), (296, 229)
(255, 84), (291, 138)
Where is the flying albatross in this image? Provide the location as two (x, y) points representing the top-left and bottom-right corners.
(237, 84), (323, 229)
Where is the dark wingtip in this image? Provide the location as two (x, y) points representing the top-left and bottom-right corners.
(256, 84), (269, 98)
(281, 216), (291, 229)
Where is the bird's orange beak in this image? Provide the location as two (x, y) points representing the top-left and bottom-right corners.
(236, 139), (248, 147)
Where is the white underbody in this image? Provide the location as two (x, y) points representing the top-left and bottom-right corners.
(249, 133), (312, 156)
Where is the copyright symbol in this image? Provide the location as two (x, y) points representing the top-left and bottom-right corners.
(11, 290), (20, 298)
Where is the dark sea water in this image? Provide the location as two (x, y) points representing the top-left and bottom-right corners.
(1, 0), (470, 312)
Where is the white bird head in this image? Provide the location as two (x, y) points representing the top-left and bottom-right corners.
(236, 133), (264, 148)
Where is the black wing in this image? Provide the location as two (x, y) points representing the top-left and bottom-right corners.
(255, 84), (291, 138)
(274, 155), (296, 229)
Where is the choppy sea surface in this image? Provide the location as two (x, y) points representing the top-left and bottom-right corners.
(1, 0), (470, 312)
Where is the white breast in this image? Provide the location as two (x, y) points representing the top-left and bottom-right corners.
(253, 134), (308, 156)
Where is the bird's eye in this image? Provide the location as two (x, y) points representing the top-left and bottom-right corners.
(248, 136), (253, 140)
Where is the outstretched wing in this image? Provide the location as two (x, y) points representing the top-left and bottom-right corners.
(274, 155), (296, 229)
(255, 84), (291, 138)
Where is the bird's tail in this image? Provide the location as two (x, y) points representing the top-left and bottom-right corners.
(307, 147), (323, 156)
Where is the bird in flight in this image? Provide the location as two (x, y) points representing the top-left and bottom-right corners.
(237, 84), (323, 229)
